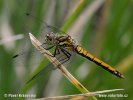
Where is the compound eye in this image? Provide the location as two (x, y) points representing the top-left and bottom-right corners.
(67, 35), (71, 40)
(46, 33), (52, 41)
(46, 33), (49, 38)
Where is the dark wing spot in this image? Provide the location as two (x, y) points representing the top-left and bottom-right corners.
(12, 54), (18, 58)
(26, 13), (30, 16)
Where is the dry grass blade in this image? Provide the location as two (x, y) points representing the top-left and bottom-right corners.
(29, 33), (97, 100)
(35, 88), (124, 100)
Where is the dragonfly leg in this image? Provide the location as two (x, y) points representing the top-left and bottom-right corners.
(42, 45), (60, 57)
(57, 48), (71, 66)
(49, 47), (71, 69)
(41, 43), (55, 50)
(40, 43), (57, 57)
(53, 46), (60, 56)
(44, 45), (55, 50)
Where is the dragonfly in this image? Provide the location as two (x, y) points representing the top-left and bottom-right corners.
(40, 32), (125, 79)
(13, 13), (125, 80)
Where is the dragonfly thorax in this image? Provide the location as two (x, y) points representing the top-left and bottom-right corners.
(57, 34), (77, 51)
(45, 32), (77, 51)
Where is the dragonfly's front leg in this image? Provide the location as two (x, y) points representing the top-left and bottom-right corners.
(40, 43), (56, 57)
(41, 43), (55, 50)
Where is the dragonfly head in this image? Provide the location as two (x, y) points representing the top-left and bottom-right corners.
(45, 32), (56, 42)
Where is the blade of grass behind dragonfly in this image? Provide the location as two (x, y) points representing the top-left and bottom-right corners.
(27, 33), (97, 100)
(61, 0), (90, 32)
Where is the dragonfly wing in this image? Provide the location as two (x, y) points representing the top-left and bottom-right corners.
(25, 13), (67, 37)
(26, 62), (53, 84)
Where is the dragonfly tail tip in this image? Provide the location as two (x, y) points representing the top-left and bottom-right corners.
(120, 75), (125, 79)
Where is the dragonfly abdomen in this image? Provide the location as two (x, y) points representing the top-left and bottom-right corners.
(75, 45), (124, 79)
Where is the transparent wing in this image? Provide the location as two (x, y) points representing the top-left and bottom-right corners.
(25, 13), (67, 39)
(13, 2), (72, 83)
(25, 47), (73, 84)
(12, 11), (68, 59)
(26, 61), (53, 84)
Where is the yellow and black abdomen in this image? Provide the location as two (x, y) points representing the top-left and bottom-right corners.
(75, 45), (124, 79)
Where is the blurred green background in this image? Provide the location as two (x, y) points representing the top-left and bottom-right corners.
(0, 0), (133, 100)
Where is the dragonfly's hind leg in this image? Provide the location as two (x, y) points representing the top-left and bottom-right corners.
(55, 48), (71, 68)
